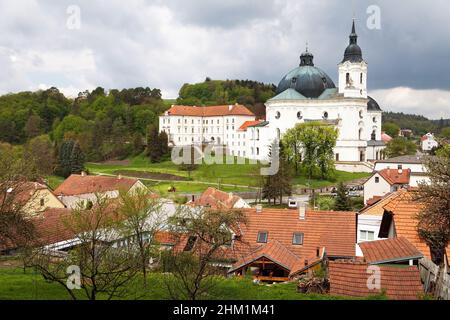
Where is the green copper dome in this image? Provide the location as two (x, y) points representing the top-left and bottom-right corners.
(277, 50), (336, 98)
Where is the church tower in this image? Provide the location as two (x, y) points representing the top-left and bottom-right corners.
(338, 20), (368, 98)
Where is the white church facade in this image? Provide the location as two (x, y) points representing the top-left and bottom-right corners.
(159, 21), (386, 171)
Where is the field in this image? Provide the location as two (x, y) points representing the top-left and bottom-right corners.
(0, 267), (352, 300)
(81, 155), (370, 195)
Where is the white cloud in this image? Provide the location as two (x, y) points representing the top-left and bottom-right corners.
(371, 87), (450, 119)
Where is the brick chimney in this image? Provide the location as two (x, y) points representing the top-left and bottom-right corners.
(298, 202), (306, 220)
(256, 204), (263, 213)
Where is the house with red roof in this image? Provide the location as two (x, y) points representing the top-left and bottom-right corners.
(227, 206), (357, 282)
(54, 173), (148, 209)
(363, 168), (411, 205)
(191, 187), (250, 210)
(421, 133), (439, 152)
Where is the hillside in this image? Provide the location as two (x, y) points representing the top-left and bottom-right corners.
(176, 78), (276, 119)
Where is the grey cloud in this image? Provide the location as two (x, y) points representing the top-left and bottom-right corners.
(0, 0), (448, 118)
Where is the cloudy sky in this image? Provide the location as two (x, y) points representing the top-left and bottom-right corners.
(0, 0), (449, 119)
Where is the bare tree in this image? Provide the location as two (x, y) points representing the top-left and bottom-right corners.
(117, 189), (165, 286)
(32, 195), (141, 300)
(0, 143), (38, 253)
(415, 146), (450, 267)
(163, 207), (247, 300)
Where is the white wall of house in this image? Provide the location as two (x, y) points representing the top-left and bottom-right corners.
(356, 214), (384, 256)
(59, 181), (147, 209)
(374, 162), (426, 173)
(421, 133), (439, 152)
(363, 173), (392, 204)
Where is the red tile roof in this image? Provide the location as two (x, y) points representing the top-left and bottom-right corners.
(381, 132), (393, 143)
(54, 174), (139, 196)
(230, 240), (299, 273)
(165, 105), (254, 117)
(233, 208), (357, 262)
(378, 168), (411, 185)
(193, 187), (243, 209)
(359, 237), (423, 264)
(382, 189), (450, 260)
(329, 261), (424, 300)
(1, 182), (49, 207)
(238, 120), (263, 131)
(33, 208), (77, 247)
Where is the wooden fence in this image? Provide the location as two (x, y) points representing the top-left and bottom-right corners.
(418, 257), (450, 300)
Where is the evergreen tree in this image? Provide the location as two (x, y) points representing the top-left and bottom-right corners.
(147, 125), (162, 163)
(55, 140), (85, 178)
(333, 182), (351, 211)
(262, 141), (293, 205)
(158, 131), (169, 158)
(70, 141), (85, 174)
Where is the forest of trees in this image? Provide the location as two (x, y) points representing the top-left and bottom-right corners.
(177, 78), (276, 119)
(0, 87), (168, 163)
(382, 112), (449, 136)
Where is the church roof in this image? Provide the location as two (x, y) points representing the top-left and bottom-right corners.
(342, 20), (364, 63)
(268, 88), (307, 101)
(277, 49), (336, 99)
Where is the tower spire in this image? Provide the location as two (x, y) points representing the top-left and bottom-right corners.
(349, 19), (358, 45)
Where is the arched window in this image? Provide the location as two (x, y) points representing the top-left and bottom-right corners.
(371, 130), (376, 141)
(359, 110), (363, 119)
(359, 128), (363, 140)
(360, 73), (363, 84)
(297, 111), (303, 120)
(323, 112), (329, 120)
(256, 129), (260, 141)
(275, 111), (281, 119)
(346, 73), (350, 85)
(373, 117), (377, 123)
(276, 128), (281, 140)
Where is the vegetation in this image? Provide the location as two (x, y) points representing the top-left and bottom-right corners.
(333, 182), (351, 211)
(382, 112), (439, 136)
(163, 207), (248, 300)
(0, 267), (353, 300)
(385, 137), (417, 158)
(0, 143), (38, 252)
(262, 142), (293, 205)
(54, 139), (86, 178)
(382, 122), (400, 137)
(177, 79), (276, 118)
(415, 146), (450, 267)
(283, 122), (338, 179)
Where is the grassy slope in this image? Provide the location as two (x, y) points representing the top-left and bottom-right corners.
(86, 155), (370, 193)
(0, 267), (348, 300)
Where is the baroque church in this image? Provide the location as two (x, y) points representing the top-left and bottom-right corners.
(159, 21), (386, 172)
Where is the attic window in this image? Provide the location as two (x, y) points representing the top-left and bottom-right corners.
(293, 232), (304, 245)
(291, 77), (297, 84)
(184, 236), (197, 251)
(257, 231), (268, 243)
(375, 177), (380, 183)
(40, 198), (45, 207)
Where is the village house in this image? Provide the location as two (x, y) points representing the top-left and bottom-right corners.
(356, 192), (401, 256)
(378, 189), (449, 270)
(227, 206), (357, 282)
(421, 133), (439, 152)
(6, 182), (65, 215)
(54, 173), (148, 209)
(363, 168), (411, 205)
(374, 155), (430, 187)
(190, 187), (250, 209)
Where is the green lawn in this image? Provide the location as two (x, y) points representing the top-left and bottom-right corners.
(85, 155), (370, 195)
(0, 267), (348, 300)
